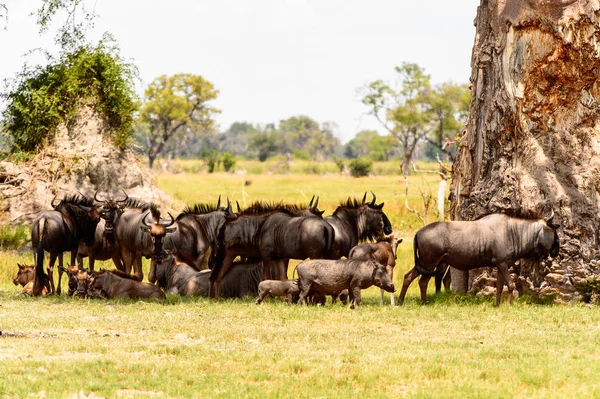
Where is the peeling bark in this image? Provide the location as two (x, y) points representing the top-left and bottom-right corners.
(450, 0), (600, 301)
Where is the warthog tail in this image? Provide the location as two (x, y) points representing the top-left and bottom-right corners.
(413, 233), (437, 277)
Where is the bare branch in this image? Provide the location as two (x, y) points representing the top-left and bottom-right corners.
(404, 176), (425, 225)
(411, 161), (447, 180)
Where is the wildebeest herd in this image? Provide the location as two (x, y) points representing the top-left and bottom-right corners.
(12, 190), (561, 307)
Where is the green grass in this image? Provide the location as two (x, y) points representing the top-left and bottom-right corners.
(2, 169), (597, 398)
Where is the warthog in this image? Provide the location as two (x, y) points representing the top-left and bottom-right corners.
(398, 213), (560, 306)
(349, 234), (402, 305)
(256, 280), (300, 304)
(88, 269), (166, 300)
(13, 263), (49, 296)
(297, 259), (395, 308)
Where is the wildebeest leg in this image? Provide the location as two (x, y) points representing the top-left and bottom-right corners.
(443, 269), (451, 291)
(47, 253), (59, 295)
(133, 256), (144, 281)
(496, 271), (505, 306)
(350, 286), (362, 309)
(277, 259), (289, 280)
(298, 282), (312, 306)
(389, 267), (395, 306)
(418, 275), (432, 304)
(212, 253), (236, 299)
(380, 288), (385, 306)
(398, 268), (420, 305)
(496, 263), (515, 306)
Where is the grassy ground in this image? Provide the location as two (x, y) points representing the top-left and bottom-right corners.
(1, 170), (598, 398)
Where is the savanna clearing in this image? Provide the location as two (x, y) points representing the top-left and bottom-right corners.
(1, 170), (598, 399)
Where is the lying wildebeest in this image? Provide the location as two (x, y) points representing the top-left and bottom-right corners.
(32, 194), (101, 295)
(88, 269), (166, 300)
(296, 259), (395, 308)
(153, 253), (262, 298)
(13, 263), (49, 296)
(58, 265), (91, 297)
(324, 192), (392, 259)
(210, 200), (325, 298)
(398, 213), (561, 306)
(349, 233), (403, 305)
(256, 279), (300, 304)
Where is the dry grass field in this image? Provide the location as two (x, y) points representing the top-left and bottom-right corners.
(1, 168), (599, 398)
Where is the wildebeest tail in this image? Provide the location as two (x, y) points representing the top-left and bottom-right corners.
(323, 225), (335, 259)
(33, 218), (47, 296)
(413, 233), (437, 277)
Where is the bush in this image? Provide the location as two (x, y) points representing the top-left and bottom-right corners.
(1, 36), (138, 153)
(332, 156), (345, 172)
(203, 151), (221, 173)
(0, 225), (29, 250)
(349, 157), (373, 177)
(222, 152), (236, 172)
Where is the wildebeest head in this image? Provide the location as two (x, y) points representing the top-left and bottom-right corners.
(95, 190), (128, 234)
(369, 260), (395, 293)
(540, 212), (560, 258)
(13, 263), (34, 287)
(359, 191), (392, 239)
(141, 211), (176, 264)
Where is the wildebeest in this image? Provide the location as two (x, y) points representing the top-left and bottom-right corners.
(324, 192), (392, 259)
(209, 200), (325, 299)
(58, 265), (91, 297)
(13, 263), (49, 296)
(31, 194), (101, 295)
(256, 279), (300, 304)
(76, 191), (129, 271)
(153, 254), (262, 298)
(153, 197), (231, 279)
(348, 233), (402, 305)
(88, 269), (166, 299)
(398, 213), (561, 306)
(296, 259), (396, 308)
(114, 203), (175, 281)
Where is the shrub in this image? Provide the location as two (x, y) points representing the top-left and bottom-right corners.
(222, 152), (236, 172)
(332, 156), (345, 172)
(203, 151), (221, 173)
(349, 157), (373, 177)
(0, 225), (29, 250)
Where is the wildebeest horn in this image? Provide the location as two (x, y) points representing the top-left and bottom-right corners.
(164, 212), (175, 227)
(226, 198), (234, 215)
(314, 196), (319, 209)
(217, 195), (221, 209)
(142, 213), (153, 227)
(370, 191), (376, 205)
(236, 200), (241, 214)
(546, 210), (555, 223)
(308, 195), (315, 209)
(362, 192), (367, 205)
(94, 190), (103, 203)
(51, 195), (59, 208)
(117, 189), (129, 203)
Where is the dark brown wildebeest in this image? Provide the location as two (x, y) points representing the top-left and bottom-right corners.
(209, 200), (326, 299)
(88, 269), (166, 299)
(13, 263), (49, 296)
(324, 192), (392, 260)
(349, 233), (403, 305)
(296, 259), (395, 308)
(153, 254), (262, 298)
(148, 197), (231, 283)
(31, 194), (101, 295)
(76, 191), (130, 271)
(398, 213), (561, 306)
(58, 265), (91, 297)
(113, 203), (175, 281)
(256, 279), (300, 304)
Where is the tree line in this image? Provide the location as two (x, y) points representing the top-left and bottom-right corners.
(0, 1), (470, 175)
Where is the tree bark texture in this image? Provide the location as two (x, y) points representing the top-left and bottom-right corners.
(450, 0), (600, 301)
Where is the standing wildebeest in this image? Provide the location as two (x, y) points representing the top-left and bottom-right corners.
(349, 233), (402, 305)
(31, 194), (100, 295)
(297, 259), (395, 308)
(149, 197), (230, 283)
(209, 200), (326, 299)
(325, 192), (392, 259)
(258, 196), (334, 282)
(114, 204), (175, 281)
(398, 213), (561, 306)
(154, 254), (262, 298)
(77, 191), (129, 271)
(88, 269), (166, 299)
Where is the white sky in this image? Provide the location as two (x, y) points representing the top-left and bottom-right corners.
(0, 0), (479, 143)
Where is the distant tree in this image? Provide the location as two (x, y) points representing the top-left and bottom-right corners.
(140, 73), (219, 168)
(219, 121), (256, 155)
(362, 63), (434, 175)
(249, 127), (279, 162)
(344, 130), (398, 161)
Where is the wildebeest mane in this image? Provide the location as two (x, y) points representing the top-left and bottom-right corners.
(121, 197), (151, 210)
(177, 203), (219, 220)
(239, 201), (299, 216)
(141, 203), (161, 221)
(59, 194), (95, 208)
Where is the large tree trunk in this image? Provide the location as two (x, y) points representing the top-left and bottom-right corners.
(450, 0), (600, 302)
